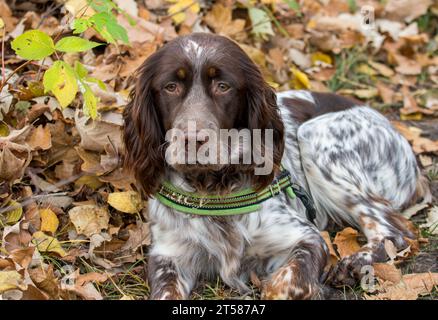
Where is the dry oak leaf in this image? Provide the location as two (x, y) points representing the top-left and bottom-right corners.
(333, 227), (361, 258)
(385, 0), (432, 23)
(121, 221), (151, 252)
(107, 191), (142, 214)
(68, 205), (109, 237)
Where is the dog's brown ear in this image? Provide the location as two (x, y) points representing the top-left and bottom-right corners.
(244, 60), (285, 189)
(123, 55), (165, 198)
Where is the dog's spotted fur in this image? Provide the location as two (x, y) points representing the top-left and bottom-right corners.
(123, 34), (430, 299)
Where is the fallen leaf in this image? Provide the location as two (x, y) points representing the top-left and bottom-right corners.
(40, 208), (59, 234)
(320, 231), (339, 266)
(32, 231), (66, 257)
(333, 227), (361, 258)
(421, 206), (438, 235)
(68, 205), (109, 237)
(290, 67), (311, 90)
(121, 221), (151, 252)
(204, 3), (245, 38)
(107, 191), (142, 214)
(373, 263), (402, 284)
(0, 271), (26, 293)
(26, 125), (52, 151)
(369, 61), (394, 77)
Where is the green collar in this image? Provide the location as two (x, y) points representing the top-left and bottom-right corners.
(155, 169), (315, 220)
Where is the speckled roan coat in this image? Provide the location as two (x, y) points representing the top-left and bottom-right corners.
(123, 33), (431, 299)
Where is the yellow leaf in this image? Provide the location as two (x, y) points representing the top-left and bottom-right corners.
(290, 67), (311, 90)
(356, 63), (378, 76)
(167, 0), (200, 25)
(400, 113), (423, 121)
(0, 271), (25, 293)
(40, 208), (59, 234)
(311, 52), (332, 66)
(32, 231), (66, 257)
(74, 175), (104, 190)
(107, 191), (142, 214)
(5, 200), (22, 224)
(0, 18), (5, 30)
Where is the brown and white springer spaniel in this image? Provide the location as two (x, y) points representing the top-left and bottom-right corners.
(123, 33), (430, 299)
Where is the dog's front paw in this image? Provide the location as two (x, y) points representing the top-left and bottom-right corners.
(261, 265), (320, 300)
(327, 251), (374, 287)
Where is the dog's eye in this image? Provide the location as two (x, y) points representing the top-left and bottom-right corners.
(217, 82), (230, 92)
(165, 82), (177, 93)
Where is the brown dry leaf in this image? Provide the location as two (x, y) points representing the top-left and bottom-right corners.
(68, 205), (109, 237)
(0, 127), (32, 181)
(107, 191), (142, 214)
(26, 125), (52, 151)
(333, 227), (361, 258)
(28, 265), (60, 299)
(394, 55), (422, 76)
(39, 208), (59, 234)
(320, 231), (339, 266)
(376, 81), (395, 104)
(373, 263), (402, 284)
(75, 112), (123, 153)
(204, 4), (245, 38)
(121, 221), (151, 252)
(367, 272), (438, 300)
(369, 61), (395, 78)
(391, 121), (438, 154)
(0, 0), (18, 32)
(9, 247), (35, 269)
(385, 0), (432, 23)
(61, 269), (107, 300)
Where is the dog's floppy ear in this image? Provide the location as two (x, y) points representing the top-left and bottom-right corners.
(244, 61), (285, 189)
(123, 54), (165, 198)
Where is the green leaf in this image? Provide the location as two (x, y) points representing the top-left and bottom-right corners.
(43, 61), (78, 108)
(74, 61), (89, 79)
(55, 36), (102, 53)
(11, 30), (55, 60)
(82, 83), (98, 119)
(248, 8), (274, 39)
(283, 0), (300, 11)
(86, 77), (106, 90)
(72, 18), (92, 34)
(106, 20), (129, 44)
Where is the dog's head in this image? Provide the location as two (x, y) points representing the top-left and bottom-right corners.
(123, 33), (284, 197)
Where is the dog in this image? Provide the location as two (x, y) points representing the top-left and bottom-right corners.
(123, 33), (430, 299)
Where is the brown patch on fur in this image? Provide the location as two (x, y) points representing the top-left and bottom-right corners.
(148, 256), (186, 300)
(283, 91), (360, 124)
(261, 240), (327, 300)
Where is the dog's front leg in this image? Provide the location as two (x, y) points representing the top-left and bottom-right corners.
(148, 255), (195, 300)
(261, 238), (328, 300)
